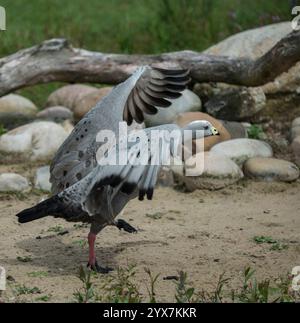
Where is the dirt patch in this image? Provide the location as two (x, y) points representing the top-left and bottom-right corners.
(0, 166), (299, 302)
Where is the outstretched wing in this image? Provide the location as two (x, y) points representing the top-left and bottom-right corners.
(50, 66), (190, 195)
(123, 67), (190, 125)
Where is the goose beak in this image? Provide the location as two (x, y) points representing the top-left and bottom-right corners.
(211, 126), (220, 136)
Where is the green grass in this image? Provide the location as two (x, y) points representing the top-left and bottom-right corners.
(247, 124), (265, 139)
(0, 124), (7, 135)
(0, 0), (292, 56)
(35, 295), (51, 302)
(253, 236), (278, 244)
(14, 285), (41, 296)
(0, 0), (292, 106)
(16, 256), (32, 263)
(73, 265), (299, 303)
(253, 236), (289, 251)
(27, 271), (49, 278)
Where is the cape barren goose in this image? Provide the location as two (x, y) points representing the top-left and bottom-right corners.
(16, 66), (219, 272)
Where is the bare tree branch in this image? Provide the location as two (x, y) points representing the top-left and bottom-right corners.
(0, 29), (299, 97)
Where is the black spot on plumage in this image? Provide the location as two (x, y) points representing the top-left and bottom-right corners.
(85, 160), (91, 167)
(63, 170), (67, 176)
(76, 173), (82, 180)
(78, 151), (84, 158)
(66, 182), (70, 188)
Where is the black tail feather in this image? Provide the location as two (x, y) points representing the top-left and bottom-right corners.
(16, 196), (61, 223)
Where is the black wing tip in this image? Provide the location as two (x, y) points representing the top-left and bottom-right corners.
(138, 190), (146, 201)
(124, 66), (191, 125)
(146, 188), (154, 200)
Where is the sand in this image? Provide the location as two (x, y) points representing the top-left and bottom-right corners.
(0, 163), (299, 302)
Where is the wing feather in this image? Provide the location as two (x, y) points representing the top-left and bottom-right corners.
(123, 67), (190, 124)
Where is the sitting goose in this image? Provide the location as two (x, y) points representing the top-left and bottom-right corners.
(16, 66), (219, 273)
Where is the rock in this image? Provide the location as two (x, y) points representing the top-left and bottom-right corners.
(144, 90), (201, 127)
(0, 173), (30, 192)
(175, 112), (231, 152)
(37, 106), (73, 122)
(203, 22), (300, 120)
(291, 126), (300, 141)
(204, 87), (266, 121)
(292, 117), (300, 128)
(73, 87), (113, 121)
(157, 167), (174, 187)
(291, 136), (300, 167)
(220, 120), (247, 139)
(35, 166), (51, 192)
(0, 121), (69, 161)
(244, 157), (299, 182)
(205, 22), (292, 59)
(173, 152), (243, 191)
(211, 138), (273, 166)
(45, 84), (98, 110)
(0, 94), (38, 129)
(0, 94), (37, 116)
(61, 120), (74, 134)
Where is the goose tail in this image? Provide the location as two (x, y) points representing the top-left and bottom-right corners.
(16, 196), (62, 223)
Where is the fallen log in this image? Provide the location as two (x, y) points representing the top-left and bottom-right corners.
(0, 29), (299, 97)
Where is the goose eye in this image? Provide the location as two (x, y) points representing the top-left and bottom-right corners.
(204, 126), (209, 130)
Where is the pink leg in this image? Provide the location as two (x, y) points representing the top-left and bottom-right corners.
(88, 232), (97, 266)
(87, 232), (112, 273)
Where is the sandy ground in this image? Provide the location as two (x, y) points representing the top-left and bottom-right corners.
(0, 164), (300, 302)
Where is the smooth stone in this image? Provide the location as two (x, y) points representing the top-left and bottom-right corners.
(211, 138), (273, 166)
(173, 152), (243, 191)
(0, 94), (38, 129)
(144, 90), (201, 127)
(292, 117), (300, 128)
(0, 173), (30, 192)
(61, 120), (74, 134)
(45, 84), (98, 110)
(0, 121), (69, 161)
(244, 157), (299, 182)
(220, 120), (247, 139)
(175, 112), (231, 152)
(291, 125), (300, 141)
(35, 166), (51, 192)
(37, 106), (73, 122)
(73, 87), (113, 121)
(0, 94), (37, 116)
(204, 22), (292, 59)
(204, 22), (300, 95)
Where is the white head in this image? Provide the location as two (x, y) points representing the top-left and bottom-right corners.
(182, 120), (219, 140)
